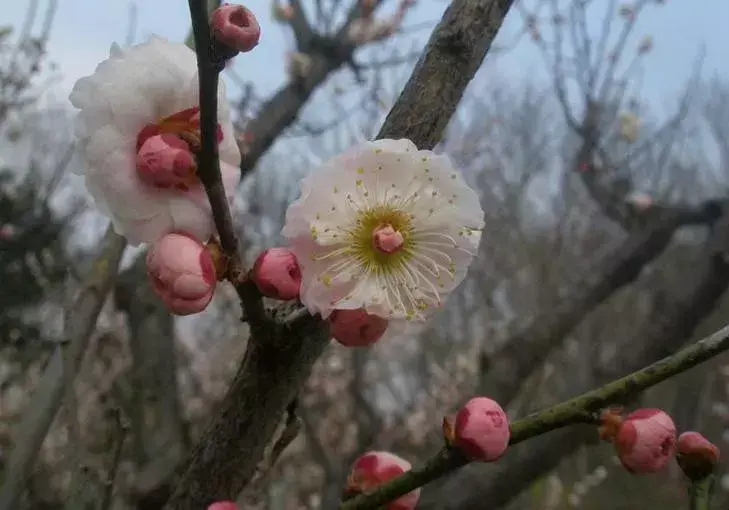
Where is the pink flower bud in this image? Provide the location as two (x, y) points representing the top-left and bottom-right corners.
(676, 431), (720, 480)
(0, 224), (16, 240)
(346, 451), (420, 510)
(211, 4), (261, 53)
(251, 247), (301, 300)
(329, 309), (388, 347)
(444, 397), (510, 461)
(613, 408), (676, 473)
(146, 232), (217, 315)
(207, 503), (237, 510)
(136, 134), (197, 191)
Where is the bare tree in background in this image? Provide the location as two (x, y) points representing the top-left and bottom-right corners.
(2, 1), (729, 510)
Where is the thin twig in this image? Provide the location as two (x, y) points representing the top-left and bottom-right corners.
(688, 475), (715, 510)
(188, 0), (244, 280)
(187, 0), (267, 326)
(341, 322), (729, 509)
(100, 409), (129, 510)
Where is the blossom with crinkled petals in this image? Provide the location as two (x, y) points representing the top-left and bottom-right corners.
(69, 36), (240, 245)
(282, 139), (484, 333)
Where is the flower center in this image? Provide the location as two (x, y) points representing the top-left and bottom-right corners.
(372, 223), (404, 254)
(135, 107), (224, 192)
(348, 205), (412, 273)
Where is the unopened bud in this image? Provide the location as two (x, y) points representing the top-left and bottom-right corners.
(443, 396), (510, 462)
(251, 247), (301, 300)
(603, 408), (676, 474)
(676, 431), (720, 481)
(345, 451), (419, 510)
(329, 309), (388, 347)
(146, 232), (217, 315)
(207, 502), (238, 510)
(136, 134), (197, 191)
(211, 4), (261, 54)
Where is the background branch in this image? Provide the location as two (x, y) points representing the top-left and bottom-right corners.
(0, 226), (126, 510)
(343, 310), (729, 509)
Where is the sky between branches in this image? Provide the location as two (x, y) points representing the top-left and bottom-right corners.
(3, 0), (729, 108)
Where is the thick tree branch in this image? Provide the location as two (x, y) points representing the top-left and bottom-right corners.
(289, 0), (315, 47)
(0, 226), (126, 510)
(377, 0), (515, 147)
(162, 0), (518, 507)
(477, 207), (713, 406)
(163, 315), (331, 509)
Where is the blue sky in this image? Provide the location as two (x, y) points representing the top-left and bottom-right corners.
(3, 0), (728, 108)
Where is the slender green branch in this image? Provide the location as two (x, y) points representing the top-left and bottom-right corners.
(688, 475), (715, 510)
(340, 323), (729, 510)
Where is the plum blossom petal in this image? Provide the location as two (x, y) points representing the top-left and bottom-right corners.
(69, 36), (241, 245)
(282, 139), (484, 333)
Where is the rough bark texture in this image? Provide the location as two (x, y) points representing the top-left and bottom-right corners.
(163, 308), (330, 509)
(378, 0), (514, 148)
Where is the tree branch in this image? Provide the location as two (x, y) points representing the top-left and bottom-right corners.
(477, 208), (708, 406)
(161, 0), (518, 507)
(0, 226), (126, 510)
(377, 0), (515, 147)
(423, 230), (729, 509)
(187, 0), (247, 289)
(342, 316), (729, 509)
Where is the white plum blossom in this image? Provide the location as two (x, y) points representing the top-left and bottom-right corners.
(69, 36), (240, 245)
(282, 139), (484, 331)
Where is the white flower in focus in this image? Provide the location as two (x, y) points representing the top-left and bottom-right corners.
(282, 139), (484, 330)
(69, 36), (241, 245)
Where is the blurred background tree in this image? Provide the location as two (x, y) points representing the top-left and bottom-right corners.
(1, 0), (729, 509)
